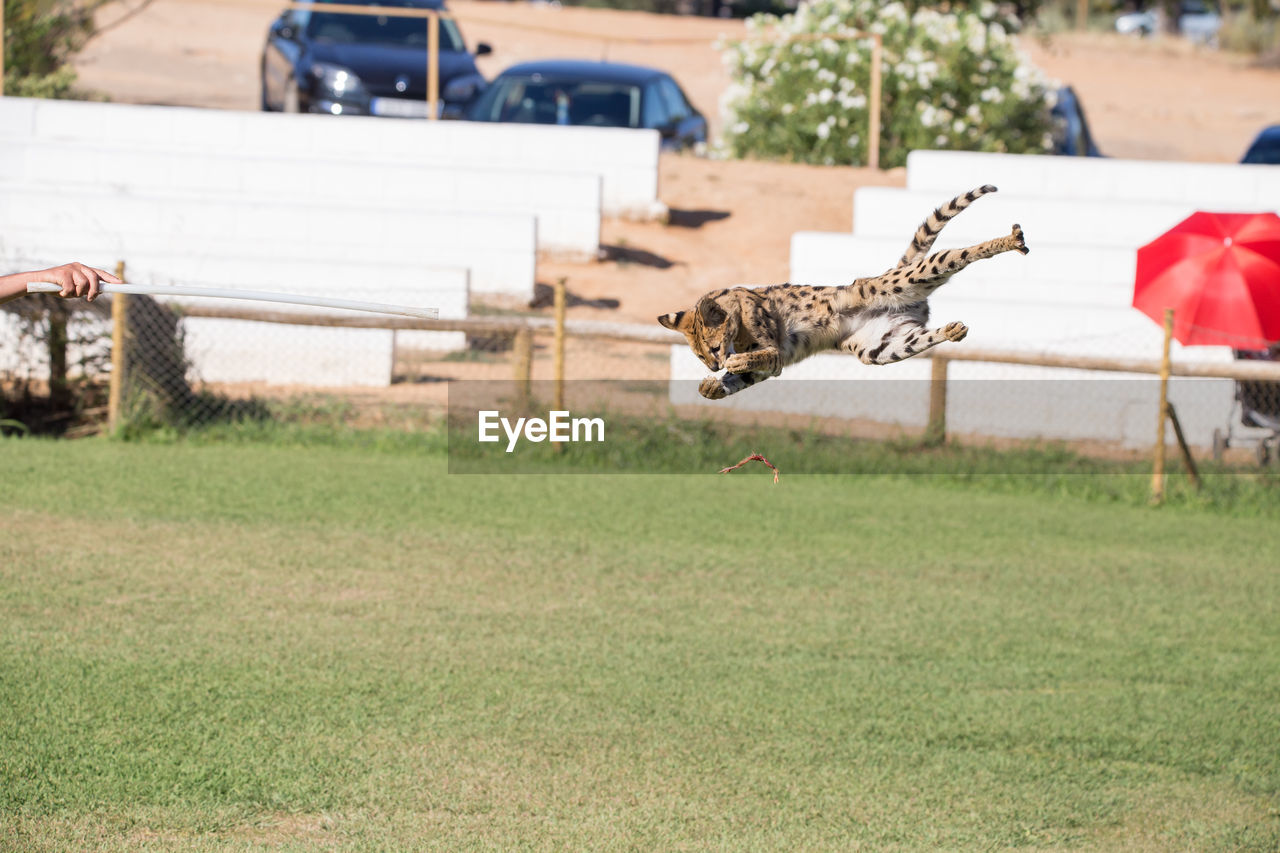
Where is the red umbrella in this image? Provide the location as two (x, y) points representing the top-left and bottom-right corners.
(1133, 211), (1280, 348)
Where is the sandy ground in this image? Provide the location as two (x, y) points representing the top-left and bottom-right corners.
(65, 0), (1280, 403)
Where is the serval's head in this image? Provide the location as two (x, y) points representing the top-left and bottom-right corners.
(658, 294), (734, 372)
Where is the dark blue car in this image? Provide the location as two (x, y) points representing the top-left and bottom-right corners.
(462, 60), (708, 151)
(1241, 125), (1280, 164)
(1051, 85), (1102, 157)
(260, 0), (490, 118)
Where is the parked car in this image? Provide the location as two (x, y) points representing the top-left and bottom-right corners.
(1115, 1), (1221, 45)
(460, 60), (707, 151)
(261, 0), (491, 117)
(1241, 125), (1280, 164)
(1050, 85), (1103, 157)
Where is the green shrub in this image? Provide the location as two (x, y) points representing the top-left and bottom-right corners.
(2, 0), (96, 98)
(718, 0), (1059, 167)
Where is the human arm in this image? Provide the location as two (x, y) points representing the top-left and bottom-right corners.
(0, 263), (122, 306)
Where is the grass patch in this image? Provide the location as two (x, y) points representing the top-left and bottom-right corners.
(2, 434), (1279, 849)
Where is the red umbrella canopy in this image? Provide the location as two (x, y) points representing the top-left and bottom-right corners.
(1133, 211), (1280, 348)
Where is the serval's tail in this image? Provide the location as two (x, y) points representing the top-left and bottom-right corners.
(895, 184), (998, 268)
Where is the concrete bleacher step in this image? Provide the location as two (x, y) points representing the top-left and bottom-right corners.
(789, 232), (1137, 307)
(0, 137), (601, 260)
(0, 96), (661, 220)
(906, 149), (1280, 208)
(0, 180), (533, 297)
(852, 186), (1277, 248)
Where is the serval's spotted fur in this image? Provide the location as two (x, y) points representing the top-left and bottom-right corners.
(657, 185), (1027, 399)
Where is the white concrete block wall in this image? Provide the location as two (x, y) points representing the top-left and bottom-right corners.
(905, 150), (1280, 208)
(0, 97), (660, 220)
(670, 346), (1247, 449)
(0, 181), (532, 296)
(853, 187), (1278, 248)
(179, 319), (395, 387)
(0, 138), (602, 259)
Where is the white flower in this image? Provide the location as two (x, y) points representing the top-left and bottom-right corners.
(818, 88), (834, 104)
(817, 123), (831, 140)
(880, 2), (908, 21)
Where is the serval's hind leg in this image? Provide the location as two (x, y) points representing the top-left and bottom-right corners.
(840, 316), (969, 366)
(884, 224), (1028, 301)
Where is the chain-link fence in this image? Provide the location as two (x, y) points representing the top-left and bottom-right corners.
(5, 291), (1280, 470)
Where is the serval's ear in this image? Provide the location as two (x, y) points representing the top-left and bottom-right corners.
(697, 296), (727, 326)
(657, 311), (687, 331)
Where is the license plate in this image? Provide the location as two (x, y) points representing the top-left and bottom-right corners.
(370, 97), (433, 119)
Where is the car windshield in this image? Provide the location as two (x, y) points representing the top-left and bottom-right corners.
(472, 77), (642, 128)
(304, 8), (465, 51)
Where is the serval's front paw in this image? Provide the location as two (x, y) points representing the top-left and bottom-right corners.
(942, 321), (969, 342)
(699, 375), (728, 400)
(723, 352), (754, 374)
(1009, 223), (1029, 255)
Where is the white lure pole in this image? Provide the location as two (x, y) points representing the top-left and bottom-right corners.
(26, 281), (440, 320)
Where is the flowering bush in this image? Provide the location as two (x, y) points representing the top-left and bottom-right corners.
(719, 0), (1059, 168)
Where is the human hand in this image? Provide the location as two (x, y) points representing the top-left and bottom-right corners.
(34, 262), (123, 302)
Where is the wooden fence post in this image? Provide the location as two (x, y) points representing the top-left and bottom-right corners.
(1151, 308), (1174, 504)
(553, 277), (566, 412)
(107, 261), (128, 433)
(927, 355), (948, 444)
(427, 12), (439, 119)
(512, 326), (533, 413)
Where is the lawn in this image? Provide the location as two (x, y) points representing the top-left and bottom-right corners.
(2, 434), (1278, 850)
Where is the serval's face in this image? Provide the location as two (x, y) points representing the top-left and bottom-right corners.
(658, 295), (732, 372)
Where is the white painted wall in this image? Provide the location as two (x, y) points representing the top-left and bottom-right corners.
(906, 149), (1280, 207)
(0, 137), (601, 260)
(0, 96), (660, 220)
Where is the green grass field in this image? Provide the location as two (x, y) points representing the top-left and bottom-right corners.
(2, 430), (1279, 850)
